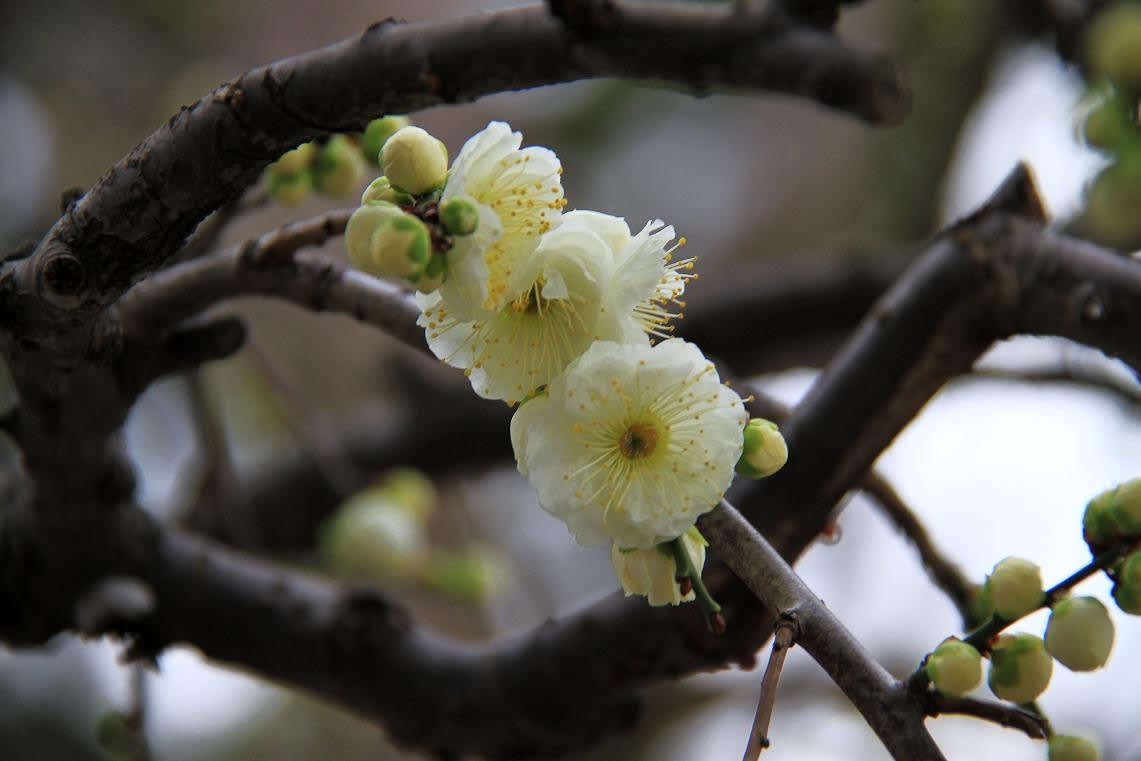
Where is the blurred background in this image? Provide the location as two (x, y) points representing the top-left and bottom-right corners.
(2, 0), (1140, 759)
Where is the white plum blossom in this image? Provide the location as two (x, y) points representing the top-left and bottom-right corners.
(511, 339), (747, 549)
(611, 527), (708, 606)
(437, 122), (566, 321)
(562, 210), (692, 344)
(418, 210), (692, 404)
(417, 221), (608, 404)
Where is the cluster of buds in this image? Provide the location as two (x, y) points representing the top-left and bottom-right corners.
(920, 476), (1141, 761)
(266, 134), (367, 204)
(1080, 3), (1141, 246)
(264, 115), (411, 205)
(345, 126), (482, 292)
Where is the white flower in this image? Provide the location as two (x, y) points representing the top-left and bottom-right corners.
(561, 210), (692, 344)
(512, 338), (747, 548)
(418, 222), (609, 404)
(419, 211), (691, 403)
(437, 122), (565, 320)
(611, 527), (707, 606)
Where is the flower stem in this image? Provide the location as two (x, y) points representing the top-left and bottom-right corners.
(670, 537), (722, 631)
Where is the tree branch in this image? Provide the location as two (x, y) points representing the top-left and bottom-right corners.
(110, 211), (424, 351)
(922, 693), (1049, 740)
(7, 1), (907, 328)
(860, 471), (981, 629)
(699, 501), (947, 761)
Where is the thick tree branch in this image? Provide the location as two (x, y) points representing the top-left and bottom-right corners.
(6, 1), (906, 329)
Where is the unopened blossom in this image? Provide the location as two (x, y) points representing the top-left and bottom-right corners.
(611, 527), (707, 606)
(436, 121), (565, 320)
(512, 339), (747, 549)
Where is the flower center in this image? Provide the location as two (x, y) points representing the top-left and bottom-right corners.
(619, 422), (660, 459)
(511, 283), (542, 314)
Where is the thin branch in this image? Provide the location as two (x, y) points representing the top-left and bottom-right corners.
(169, 189), (270, 265)
(171, 371), (259, 548)
(860, 471), (981, 629)
(743, 616), (798, 761)
(699, 500), (947, 761)
(922, 693), (1049, 740)
(969, 363), (1141, 404)
(110, 211), (424, 351)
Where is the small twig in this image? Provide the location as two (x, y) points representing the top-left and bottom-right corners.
(743, 615), (799, 761)
(124, 664), (154, 760)
(861, 472), (982, 628)
(923, 693), (1049, 740)
(174, 371), (259, 548)
(969, 363), (1141, 405)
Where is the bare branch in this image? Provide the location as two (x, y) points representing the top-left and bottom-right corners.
(699, 501), (947, 761)
(922, 693), (1049, 740)
(860, 471), (981, 629)
(743, 616), (798, 760)
(110, 211), (424, 351)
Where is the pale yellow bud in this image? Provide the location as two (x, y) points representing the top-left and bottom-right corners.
(736, 418), (788, 478)
(382, 126), (449, 195)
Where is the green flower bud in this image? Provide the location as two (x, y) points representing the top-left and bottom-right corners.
(987, 633), (1053, 704)
(375, 467), (437, 521)
(361, 176), (413, 207)
(320, 487), (426, 580)
(1082, 93), (1136, 153)
(981, 557), (1044, 620)
(1108, 477), (1141, 534)
(1045, 596), (1115, 671)
(925, 637), (982, 696)
(382, 126), (449, 195)
(267, 168), (313, 206)
(345, 203), (431, 281)
(361, 115), (410, 166)
(345, 202), (405, 272)
(1086, 2), (1141, 91)
(421, 545), (510, 602)
(439, 195), (481, 236)
(272, 142), (315, 174)
(312, 134), (366, 197)
(735, 418), (788, 478)
(1112, 551), (1141, 615)
(373, 213), (432, 279)
(1048, 734), (1101, 761)
(1084, 485), (1121, 546)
